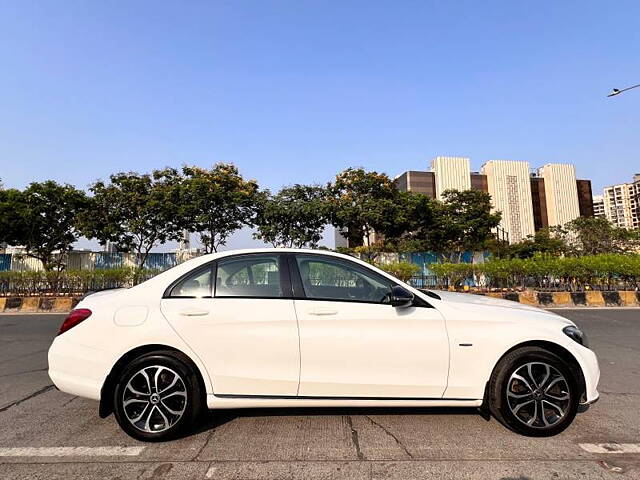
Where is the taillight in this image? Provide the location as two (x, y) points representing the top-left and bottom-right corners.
(58, 308), (92, 336)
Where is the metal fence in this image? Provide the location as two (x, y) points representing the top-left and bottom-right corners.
(0, 252), (199, 272)
(407, 275), (443, 289)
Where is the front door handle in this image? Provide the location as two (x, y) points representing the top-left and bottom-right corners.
(179, 309), (210, 317)
(309, 308), (338, 316)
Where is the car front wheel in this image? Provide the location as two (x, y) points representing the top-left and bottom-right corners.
(113, 351), (203, 441)
(489, 347), (580, 437)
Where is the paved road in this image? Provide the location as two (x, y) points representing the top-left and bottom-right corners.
(0, 309), (638, 479)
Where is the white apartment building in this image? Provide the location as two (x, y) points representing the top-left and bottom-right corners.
(334, 228), (349, 248)
(603, 174), (640, 229)
(430, 156), (471, 200)
(592, 195), (605, 218)
(177, 230), (191, 252)
(537, 163), (581, 227)
(481, 160), (535, 243)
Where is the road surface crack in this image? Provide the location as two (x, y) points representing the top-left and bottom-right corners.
(599, 390), (640, 397)
(365, 415), (413, 459)
(0, 384), (54, 413)
(0, 367), (48, 378)
(193, 426), (216, 461)
(344, 415), (364, 460)
(61, 395), (78, 408)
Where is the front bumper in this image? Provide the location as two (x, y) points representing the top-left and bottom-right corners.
(565, 340), (600, 404)
(578, 394), (599, 413)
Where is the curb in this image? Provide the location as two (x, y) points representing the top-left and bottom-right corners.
(1, 291), (639, 313)
(0, 297), (81, 313)
(482, 290), (640, 308)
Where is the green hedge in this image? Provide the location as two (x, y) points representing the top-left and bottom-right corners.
(376, 261), (421, 283)
(430, 254), (640, 290)
(0, 268), (161, 296)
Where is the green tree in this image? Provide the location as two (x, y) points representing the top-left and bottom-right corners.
(435, 189), (502, 262)
(0, 181), (89, 271)
(327, 168), (409, 249)
(81, 169), (184, 268)
(253, 184), (329, 248)
(0, 188), (23, 250)
(180, 164), (260, 253)
(491, 228), (567, 259)
(393, 192), (443, 252)
(561, 216), (640, 255)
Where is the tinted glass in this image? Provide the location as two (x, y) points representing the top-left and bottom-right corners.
(296, 255), (392, 303)
(169, 268), (212, 297)
(215, 255), (283, 298)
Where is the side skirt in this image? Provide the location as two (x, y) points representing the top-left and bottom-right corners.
(206, 395), (482, 410)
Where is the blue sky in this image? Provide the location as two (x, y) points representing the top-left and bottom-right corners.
(1, 1), (639, 249)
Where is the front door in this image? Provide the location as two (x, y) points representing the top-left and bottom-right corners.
(291, 254), (449, 398)
(160, 253), (300, 396)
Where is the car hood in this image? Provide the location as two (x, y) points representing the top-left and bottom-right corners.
(426, 290), (573, 323)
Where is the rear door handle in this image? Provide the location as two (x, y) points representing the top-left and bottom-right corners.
(179, 309), (210, 317)
(309, 308), (338, 316)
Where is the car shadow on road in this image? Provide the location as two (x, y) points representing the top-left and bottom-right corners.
(190, 406), (485, 436)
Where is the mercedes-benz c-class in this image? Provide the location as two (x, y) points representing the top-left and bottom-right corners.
(48, 249), (599, 441)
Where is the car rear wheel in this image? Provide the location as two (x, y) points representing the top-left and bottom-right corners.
(113, 351), (203, 441)
(489, 347), (580, 437)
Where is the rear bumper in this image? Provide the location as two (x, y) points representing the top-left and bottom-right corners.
(48, 336), (108, 401)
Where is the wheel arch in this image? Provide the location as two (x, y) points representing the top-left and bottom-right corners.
(488, 340), (587, 403)
(99, 344), (207, 418)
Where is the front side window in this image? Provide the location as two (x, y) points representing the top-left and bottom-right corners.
(295, 255), (393, 303)
(169, 268), (212, 297)
(215, 255), (283, 298)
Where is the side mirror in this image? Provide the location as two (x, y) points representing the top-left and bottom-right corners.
(390, 285), (414, 308)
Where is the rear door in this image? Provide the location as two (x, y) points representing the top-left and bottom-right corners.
(160, 253), (300, 396)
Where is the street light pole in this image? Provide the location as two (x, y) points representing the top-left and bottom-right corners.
(607, 84), (640, 97)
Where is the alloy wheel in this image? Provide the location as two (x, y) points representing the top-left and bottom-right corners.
(122, 365), (188, 433)
(506, 361), (570, 429)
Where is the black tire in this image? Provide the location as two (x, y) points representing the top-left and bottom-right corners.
(113, 351), (203, 442)
(489, 347), (580, 437)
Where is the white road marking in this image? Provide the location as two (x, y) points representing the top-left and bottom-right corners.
(0, 446), (145, 457)
(205, 466), (217, 478)
(579, 443), (640, 454)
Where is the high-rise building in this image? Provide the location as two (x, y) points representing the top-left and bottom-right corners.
(334, 228), (350, 248)
(576, 179), (595, 218)
(103, 241), (117, 254)
(395, 170), (487, 197)
(592, 195), (605, 218)
(394, 171), (436, 197)
(470, 172), (488, 192)
(530, 176), (549, 230)
(430, 156), (471, 199)
(537, 164), (581, 227)
(177, 230), (191, 252)
(602, 174), (640, 229)
(480, 160), (535, 243)
(395, 157), (593, 246)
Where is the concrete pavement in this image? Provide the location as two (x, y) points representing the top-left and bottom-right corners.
(0, 310), (638, 479)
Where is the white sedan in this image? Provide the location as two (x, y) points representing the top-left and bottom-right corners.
(48, 249), (599, 441)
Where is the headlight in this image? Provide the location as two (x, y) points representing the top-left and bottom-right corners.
(563, 325), (589, 348)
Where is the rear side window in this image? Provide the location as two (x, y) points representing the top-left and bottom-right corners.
(215, 255), (283, 298)
(169, 268), (212, 297)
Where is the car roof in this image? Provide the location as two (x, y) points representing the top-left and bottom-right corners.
(204, 247), (348, 258)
